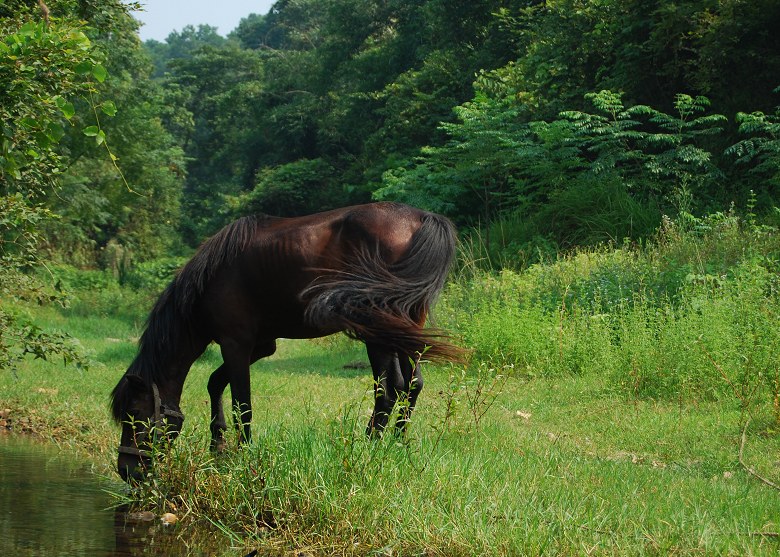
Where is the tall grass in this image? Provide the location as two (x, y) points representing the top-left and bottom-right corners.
(445, 211), (780, 406)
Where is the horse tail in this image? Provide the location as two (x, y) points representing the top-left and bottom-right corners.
(303, 212), (466, 363)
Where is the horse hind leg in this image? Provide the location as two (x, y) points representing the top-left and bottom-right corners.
(393, 307), (429, 434)
(395, 351), (424, 434)
(365, 343), (409, 437)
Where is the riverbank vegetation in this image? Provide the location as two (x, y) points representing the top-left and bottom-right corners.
(2, 0), (780, 554)
(3, 211), (780, 555)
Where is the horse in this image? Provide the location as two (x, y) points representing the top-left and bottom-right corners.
(110, 202), (463, 482)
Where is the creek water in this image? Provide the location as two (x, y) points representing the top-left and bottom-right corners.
(0, 434), (240, 557)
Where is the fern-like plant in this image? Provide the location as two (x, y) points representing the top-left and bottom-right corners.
(725, 91), (780, 190)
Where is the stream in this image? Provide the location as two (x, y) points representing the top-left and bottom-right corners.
(0, 434), (246, 556)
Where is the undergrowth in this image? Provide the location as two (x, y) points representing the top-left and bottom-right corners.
(444, 210), (780, 408)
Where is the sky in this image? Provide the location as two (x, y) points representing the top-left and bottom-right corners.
(129, 1), (277, 42)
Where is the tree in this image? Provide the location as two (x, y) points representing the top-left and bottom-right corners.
(0, 0), (182, 370)
(137, 0), (779, 255)
(47, 7), (186, 264)
(0, 0), (127, 370)
(162, 43), (266, 241)
(144, 24), (227, 78)
(725, 96), (780, 203)
(376, 89), (732, 246)
(493, 0), (780, 119)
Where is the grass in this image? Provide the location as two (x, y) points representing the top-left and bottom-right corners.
(2, 303), (780, 555)
(2, 211), (780, 555)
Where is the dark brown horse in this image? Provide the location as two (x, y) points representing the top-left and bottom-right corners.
(110, 202), (462, 482)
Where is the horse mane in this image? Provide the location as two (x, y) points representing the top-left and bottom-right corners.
(110, 215), (266, 422)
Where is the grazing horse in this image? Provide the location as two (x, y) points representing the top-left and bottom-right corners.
(110, 202), (462, 482)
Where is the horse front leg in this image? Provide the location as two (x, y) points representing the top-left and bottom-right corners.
(207, 364), (229, 452)
(219, 339), (277, 446)
(220, 340), (254, 445)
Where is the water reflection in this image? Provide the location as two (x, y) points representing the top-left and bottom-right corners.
(0, 435), (246, 557)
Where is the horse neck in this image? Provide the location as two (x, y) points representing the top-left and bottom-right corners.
(130, 300), (208, 400)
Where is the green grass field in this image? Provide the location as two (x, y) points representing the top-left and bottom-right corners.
(2, 299), (779, 555)
(2, 214), (780, 555)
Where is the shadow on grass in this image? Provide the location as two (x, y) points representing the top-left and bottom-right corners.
(253, 353), (371, 379)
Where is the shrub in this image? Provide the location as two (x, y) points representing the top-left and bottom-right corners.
(49, 264), (114, 292)
(442, 211), (780, 404)
(121, 256), (187, 292)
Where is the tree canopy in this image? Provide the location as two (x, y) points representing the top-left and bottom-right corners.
(139, 0), (779, 245)
(0, 0), (780, 268)
(3, 0), (780, 271)
(3, 0), (780, 370)
(1, 0), (181, 368)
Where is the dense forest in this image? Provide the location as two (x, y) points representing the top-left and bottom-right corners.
(2, 0), (780, 364)
(4, 4), (780, 551)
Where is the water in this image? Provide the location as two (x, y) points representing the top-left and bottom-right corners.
(0, 434), (241, 556)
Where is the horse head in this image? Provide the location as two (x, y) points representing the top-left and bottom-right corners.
(112, 374), (185, 483)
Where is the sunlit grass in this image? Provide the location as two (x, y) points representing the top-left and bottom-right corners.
(2, 302), (779, 555)
(3, 213), (780, 554)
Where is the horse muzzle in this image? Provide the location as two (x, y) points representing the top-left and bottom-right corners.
(117, 444), (151, 483)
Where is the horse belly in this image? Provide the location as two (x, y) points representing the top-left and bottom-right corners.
(199, 271), (334, 344)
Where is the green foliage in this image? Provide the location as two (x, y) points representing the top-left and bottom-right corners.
(147, 0), (515, 240)
(145, 24), (226, 77)
(45, 2), (186, 263)
(42, 260), (181, 321)
(374, 1), (780, 250)
(443, 211), (780, 403)
(726, 101), (780, 195)
(0, 309), (89, 373)
(162, 42), (266, 240)
(47, 264), (113, 291)
(378, 90), (729, 250)
(113, 0), (780, 251)
(560, 91), (726, 199)
(0, 17), (97, 186)
(493, 0), (780, 118)
(120, 256), (187, 292)
(241, 158), (342, 217)
(618, 263), (780, 401)
(0, 3), (115, 373)
(0, 0), (177, 373)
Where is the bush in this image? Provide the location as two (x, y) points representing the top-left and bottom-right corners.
(49, 264), (114, 291)
(441, 211), (780, 403)
(46, 260), (184, 323)
(613, 261), (780, 400)
(121, 256), (187, 292)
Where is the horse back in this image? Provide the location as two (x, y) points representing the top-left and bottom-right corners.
(196, 204), (426, 334)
